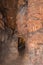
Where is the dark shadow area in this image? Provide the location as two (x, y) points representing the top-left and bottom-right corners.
(18, 37), (25, 56)
(0, 0), (18, 34)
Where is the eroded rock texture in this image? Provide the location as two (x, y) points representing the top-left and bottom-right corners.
(0, 0), (43, 65)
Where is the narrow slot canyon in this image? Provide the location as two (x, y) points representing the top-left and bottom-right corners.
(0, 0), (43, 65)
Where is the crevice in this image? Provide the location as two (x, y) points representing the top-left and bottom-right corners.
(18, 36), (25, 56)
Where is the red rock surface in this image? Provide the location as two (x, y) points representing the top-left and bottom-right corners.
(0, 0), (43, 65)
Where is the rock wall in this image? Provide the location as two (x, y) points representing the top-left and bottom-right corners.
(0, 0), (43, 65)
